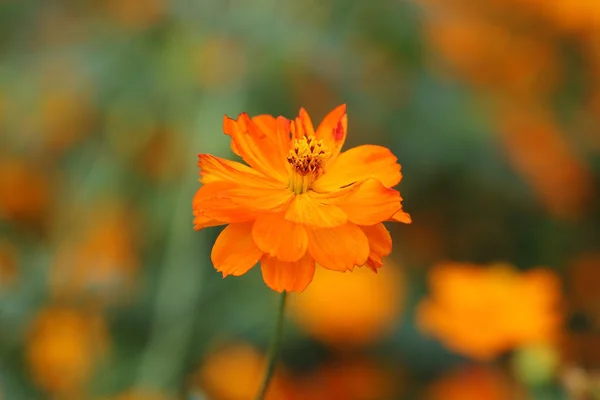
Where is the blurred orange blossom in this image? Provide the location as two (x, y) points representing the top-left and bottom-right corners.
(0, 238), (17, 287)
(417, 262), (562, 360)
(26, 307), (109, 397)
(194, 343), (290, 400)
(0, 156), (53, 226)
(426, 365), (525, 400)
(287, 356), (398, 400)
(193, 105), (410, 292)
(98, 390), (172, 400)
(50, 202), (140, 305)
(291, 264), (404, 347)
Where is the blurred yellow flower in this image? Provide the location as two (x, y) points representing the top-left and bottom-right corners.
(291, 263), (404, 347)
(417, 262), (562, 360)
(26, 307), (109, 396)
(193, 343), (289, 400)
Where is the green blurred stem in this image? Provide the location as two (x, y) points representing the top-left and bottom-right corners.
(255, 291), (288, 400)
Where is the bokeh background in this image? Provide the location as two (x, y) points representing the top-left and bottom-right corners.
(1, 0), (600, 399)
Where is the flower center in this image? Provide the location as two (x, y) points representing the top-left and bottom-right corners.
(287, 136), (329, 194)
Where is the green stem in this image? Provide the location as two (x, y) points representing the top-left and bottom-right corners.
(255, 291), (288, 400)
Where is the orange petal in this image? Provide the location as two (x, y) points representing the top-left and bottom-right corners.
(223, 113), (288, 182)
(389, 208), (412, 224)
(284, 193), (347, 228)
(252, 114), (277, 133)
(198, 154), (281, 187)
(253, 115), (292, 169)
(307, 223), (369, 271)
(193, 183), (256, 226)
(196, 155), (293, 218)
(308, 181), (361, 205)
(315, 104), (347, 161)
(211, 222), (263, 277)
(220, 185), (293, 213)
(252, 213), (308, 262)
(261, 253), (316, 292)
(340, 178), (403, 225)
(193, 213), (225, 230)
(360, 223), (392, 271)
(193, 181), (292, 224)
(312, 145), (402, 192)
(291, 108), (316, 139)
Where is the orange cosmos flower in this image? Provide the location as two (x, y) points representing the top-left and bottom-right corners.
(417, 262), (562, 360)
(193, 105), (410, 292)
(291, 263), (404, 347)
(26, 307), (109, 396)
(194, 343), (290, 400)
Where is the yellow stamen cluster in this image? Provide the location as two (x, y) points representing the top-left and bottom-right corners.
(287, 136), (329, 194)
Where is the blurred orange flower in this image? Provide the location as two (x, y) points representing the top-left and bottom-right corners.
(26, 307), (109, 397)
(562, 253), (600, 368)
(98, 390), (171, 400)
(193, 36), (248, 90)
(136, 126), (185, 181)
(193, 343), (290, 400)
(0, 156), (54, 226)
(417, 262), (562, 360)
(424, 8), (559, 99)
(426, 365), (525, 400)
(288, 356), (398, 400)
(0, 238), (17, 287)
(497, 105), (593, 220)
(51, 203), (140, 305)
(104, 0), (167, 30)
(193, 105), (410, 292)
(291, 263), (404, 347)
(38, 86), (96, 154)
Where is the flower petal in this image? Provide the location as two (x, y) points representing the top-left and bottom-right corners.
(223, 113), (288, 182)
(284, 193), (347, 228)
(198, 154), (281, 187)
(196, 154), (293, 220)
(193, 183), (257, 226)
(307, 223), (369, 271)
(252, 213), (308, 262)
(291, 108), (316, 139)
(211, 222), (263, 277)
(313, 145), (402, 192)
(389, 208), (412, 224)
(340, 178), (403, 225)
(252, 114), (277, 133)
(261, 253), (316, 292)
(193, 213), (225, 230)
(221, 185), (293, 213)
(315, 104), (347, 161)
(360, 223), (392, 271)
(193, 179), (292, 224)
(253, 115), (292, 173)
